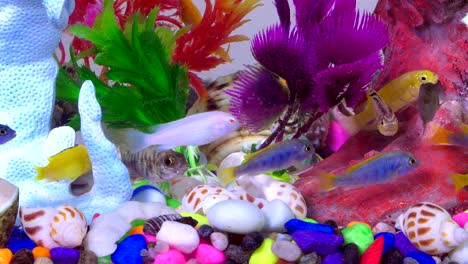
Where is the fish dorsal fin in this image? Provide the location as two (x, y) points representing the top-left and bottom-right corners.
(347, 152), (386, 173)
(243, 143), (277, 163)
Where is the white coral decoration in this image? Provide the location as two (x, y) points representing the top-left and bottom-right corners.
(395, 202), (468, 255)
(20, 204), (87, 249)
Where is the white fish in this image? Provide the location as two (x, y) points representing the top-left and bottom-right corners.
(105, 111), (240, 152)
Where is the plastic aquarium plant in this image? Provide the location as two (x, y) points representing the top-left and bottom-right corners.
(226, 0), (390, 149)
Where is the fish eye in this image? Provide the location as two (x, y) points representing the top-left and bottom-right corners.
(380, 120), (385, 126)
(420, 75), (427, 82)
(164, 157), (175, 166)
(408, 157), (416, 165)
(0, 129), (6, 135)
(304, 145), (312, 152)
(228, 118), (236, 124)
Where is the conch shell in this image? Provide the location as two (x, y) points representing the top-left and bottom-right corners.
(20, 204), (87, 248)
(395, 202), (468, 255)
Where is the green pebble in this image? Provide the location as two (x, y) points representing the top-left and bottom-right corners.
(132, 180), (151, 189)
(249, 238), (278, 264)
(98, 255), (112, 264)
(341, 223), (374, 254)
(166, 197), (181, 209)
(180, 212), (209, 227)
(131, 219), (146, 227)
(302, 218), (318, 223)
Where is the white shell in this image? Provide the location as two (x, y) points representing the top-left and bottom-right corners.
(181, 185), (238, 214)
(395, 202), (468, 255)
(20, 204), (87, 249)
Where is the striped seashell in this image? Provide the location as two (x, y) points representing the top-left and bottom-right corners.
(181, 185), (238, 214)
(143, 214), (182, 235)
(395, 202), (468, 255)
(20, 204), (87, 249)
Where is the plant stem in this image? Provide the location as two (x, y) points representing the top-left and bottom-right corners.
(293, 111), (322, 138)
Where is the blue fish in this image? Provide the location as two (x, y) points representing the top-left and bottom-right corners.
(217, 139), (315, 186)
(0, 124), (16, 144)
(318, 151), (419, 190)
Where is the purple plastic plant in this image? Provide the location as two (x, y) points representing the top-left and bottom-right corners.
(226, 0), (389, 149)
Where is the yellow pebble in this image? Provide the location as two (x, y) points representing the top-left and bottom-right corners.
(0, 248), (13, 264)
(249, 238), (278, 264)
(347, 221), (371, 229)
(32, 246), (51, 259)
(180, 212), (209, 227)
(129, 226), (144, 235)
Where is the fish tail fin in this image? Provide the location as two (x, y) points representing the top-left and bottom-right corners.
(34, 166), (44, 181)
(316, 170), (337, 191)
(450, 173), (468, 192)
(217, 166), (236, 186)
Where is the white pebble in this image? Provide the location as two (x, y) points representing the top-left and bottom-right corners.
(207, 199), (265, 234)
(449, 240), (468, 264)
(372, 222), (396, 235)
(271, 240), (302, 262)
(210, 232), (229, 251)
(261, 199), (295, 232)
(156, 221), (200, 254)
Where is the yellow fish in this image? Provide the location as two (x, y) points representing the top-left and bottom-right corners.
(35, 145), (92, 182)
(367, 89), (399, 136)
(340, 70), (438, 135)
(451, 173), (468, 192)
(179, 0), (202, 27)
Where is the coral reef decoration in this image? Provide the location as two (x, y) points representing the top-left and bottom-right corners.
(374, 0), (468, 98)
(226, 0), (389, 148)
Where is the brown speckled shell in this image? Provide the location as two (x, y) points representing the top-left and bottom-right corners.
(0, 179), (19, 248)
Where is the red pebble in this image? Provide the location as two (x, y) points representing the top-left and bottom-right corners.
(195, 244), (226, 264)
(360, 236), (384, 264)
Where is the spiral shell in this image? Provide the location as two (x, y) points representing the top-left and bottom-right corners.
(395, 202), (468, 255)
(143, 214), (182, 235)
(20, 204), (87, 248)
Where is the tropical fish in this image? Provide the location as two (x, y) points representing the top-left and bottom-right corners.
(35, 145), (92, 182)
(428, 123), (468, 148)
(106, 111), (240, 153)
(217, 139), (315, 186)
(340, 70), (438, 135)
(121, 147), (188, 183)
(317, 151), (419, 190)
(0, 124), (16, 144)
(179, 0), (202, 27)
(451, 173), (468, 192)
(417, 82), (443, 132)
(367, 89), (399, 136)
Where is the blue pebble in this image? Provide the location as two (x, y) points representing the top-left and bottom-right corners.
(285, 219), (335, 234)
(111, 234), (148, 264)
(292, 230), (344, 255)
(131, 185), (166, 203)
(394, 232), (418, 257)
(405, 251), (436, 264)
(7, 239), (36, 253)
(50, 247), (80, 264)
(8, 227), (29, 240)
(323, 252), (344, 264)
(375, 232), (395, 254)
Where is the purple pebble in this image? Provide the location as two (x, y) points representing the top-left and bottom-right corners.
(292, 230), (344, 255)
(323, 252), (344, 264)
(50, 247), (80, 264)
(394, 232), (418, 257)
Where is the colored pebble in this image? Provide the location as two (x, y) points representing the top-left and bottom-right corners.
(181, 212), (209, 228)
(360, 235), (384, 264)
(298, 252), (320, 264)
(292, 230), (344, 255)
(302, 218), (318, 224)
(129, 226), (144, 235)
(131, 219), (146, 227)
(131, 185), (166, 204)
(210, 232), (229, 251)
(207, 200), (265, 234)
(375, 232), (395, 254)
(394, 232), (419, 257)
(0, 248), (12, 264)
(261, 199), (295, 232)
(381, 248), (403, 264)
(11, 248), (34, 264)
(275, 233), (293, 241)
(156, 221), (200, 254)
(77, 250), (98, 264)
(195, 244), (226, 264)
(341, 223), (374, 254)
(285, 219), (335, 234)
(403, 257), (419, 264)
(111, 234), (147, 264)
(241, 232), (264, 251)
(198, 224), (215, 239)
(50, 247), (80, 264)
(452, 212), (468, 228)
(342, 243), (360, 264)
(144, 234), (156, 243)
(32, 247), (50, 259)
(347, 221), (371, 229)
(322, 220), (339, 233)
(322, 252), (344, 264)
(406, 251), (436, 264)
(34, 257), (53, 264)
(271, 240), (302, 262)
(166, 197), (182, 209)
(372, 222), (396, 235)
(224, 245), (249, 263)
(7, 239), (36, 254)
(154, 249), (186, 264)
(249, 238), (278, 264)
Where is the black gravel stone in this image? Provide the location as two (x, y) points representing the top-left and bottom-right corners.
(224, 244), (249, 264)
(11, 248), (34, 264)
(240, 231), (264, 251)
(343, 243), (360, 264)
(197, 224), (214, 239)
(299, 252), (321, 264)
(381, 248), (403, 264)
(77, 250), (98, 264)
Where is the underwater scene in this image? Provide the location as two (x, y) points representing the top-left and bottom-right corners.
(0, 0), (466, 263)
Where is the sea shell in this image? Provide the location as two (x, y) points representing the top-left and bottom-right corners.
(0, 178), (19, 248)
(180, 185), (238, 214)
(143, 214), (182, 235)
(395, 202), (468, 255)
(20, 204), (87, 249)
